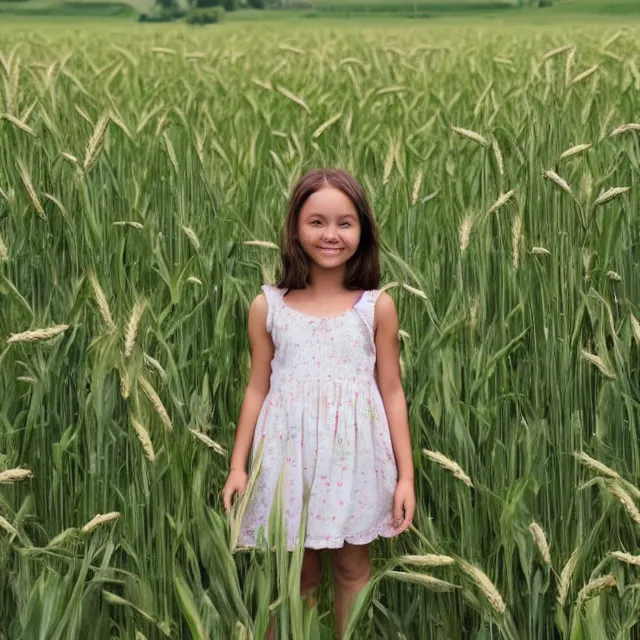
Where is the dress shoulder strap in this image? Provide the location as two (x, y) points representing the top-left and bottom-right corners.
(354, 289), (383, 350)
(261, 284), (285, 333)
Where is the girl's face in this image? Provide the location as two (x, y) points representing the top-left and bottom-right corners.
(296, 187), (362, 272)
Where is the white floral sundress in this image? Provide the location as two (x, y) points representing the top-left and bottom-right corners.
(237, 285), (399, 550)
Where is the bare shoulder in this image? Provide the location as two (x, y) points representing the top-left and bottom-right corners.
(250, 292), (269, 315)
(374, 291), (398, 330)
(248, 293), (269, 333)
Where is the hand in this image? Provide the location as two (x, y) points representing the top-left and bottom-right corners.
(221, 469), (248, 513)
(392, 478), (415, 535)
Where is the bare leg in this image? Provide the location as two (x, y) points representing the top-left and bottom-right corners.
(329, 543), (371, 639)
(265, 548), (323, 639)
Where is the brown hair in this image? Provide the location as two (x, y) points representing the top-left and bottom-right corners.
(276, 168), (380, 291)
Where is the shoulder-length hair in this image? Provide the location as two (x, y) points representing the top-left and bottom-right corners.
(276, 168), (380, 291)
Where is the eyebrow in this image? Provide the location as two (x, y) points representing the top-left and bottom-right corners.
(307, 212), (358, 219)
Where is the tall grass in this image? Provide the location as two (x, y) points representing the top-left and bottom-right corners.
(0, 19), (640, 639)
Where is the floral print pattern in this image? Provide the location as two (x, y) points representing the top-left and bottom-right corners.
(237, 285), (399, 550)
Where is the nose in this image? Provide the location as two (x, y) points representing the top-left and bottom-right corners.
(322, 224), (339, 242)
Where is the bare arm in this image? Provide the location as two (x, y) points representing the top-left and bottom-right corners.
(229, 293), (275, 471)
(222, 293), (274, 511)
(375, 292), (415, 532)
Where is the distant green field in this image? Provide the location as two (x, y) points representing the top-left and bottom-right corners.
(1, 0), (640, 23)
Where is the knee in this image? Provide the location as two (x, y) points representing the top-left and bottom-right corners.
(332, 554), (371, 590)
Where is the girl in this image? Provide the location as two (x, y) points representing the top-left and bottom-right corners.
(222, 168), (415, 638)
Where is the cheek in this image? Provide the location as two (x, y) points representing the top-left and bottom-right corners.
(297, 226), (314, 245)
(347, 228), (361, 249)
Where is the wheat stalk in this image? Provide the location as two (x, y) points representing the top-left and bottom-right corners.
(0, 468), (33, 483)
(607, 271), (621, 282)
(278, 44), (305, 55)
(83, 113), (110, 172)
(124, 301), (145, 358)
(576, 575), (616, 607)
(163, 132), (179, 173)
(61, 152), (79, 164)
(120, 367), (130, 400)
(630, 314), (640, 346)
(7, 325), (68, 344)
(397, 554), (455, 567)
(81, 511), (120, 533)
(594, 186), (630, 206)
(423, 449), (473, 488)
(543, 170), (574, 197)
(113, 221), (144, 230)
(492, 137), (504, 176)
(459, 216), (473, 252)
(386, 570), (459, 592)
(580, 349), (616, 379)
(88, 273), (115, 330)
(402, 283), (428, 300)
(132, 418), (155, 463)
(411, 170), (423, 205)
(609, 551), (640, 567)
(244, 240), (279, 250)
(181, 226), (200, 251)
(470, 296), (480, 330)
(512, 214), (522, 269)
(274, 85), (311, 114)
(575, 451), (621, 480)
(0, 515), (18, 538)
(2, 113), (36, 137)
(151, 47), (176, 55)
(531, 246), (550, 255)
(312, 112), (342, 139)
(610, 123), (640, 137)
(565, 46), (576, 86)
(543, 44), (573, 60)
(529, 522), (551, 567)
(189, 428), (227, 456)
(17, 158), (46, 219)
(608, 483), (640, 528)
(556, 548), (578, 607)
(383, 140), (394, 185)
(582, 249), (593, 281)
(560, 143), (592, 160)
(487, 189), (516, 214)
(569, 65), (599, 86)
(138, 375), (172, 430)
(0, 233), (7, 262)
(451, 125), (489, 148)
(144, 353), (168, 381)
(459, 561), (506, 614)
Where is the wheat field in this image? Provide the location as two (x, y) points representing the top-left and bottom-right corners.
(1, 19), (640, 640)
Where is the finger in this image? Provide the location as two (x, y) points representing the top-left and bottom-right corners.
(396, 518), (413, 535)
(222, 488), (232, 513)
(393, 495), (404, 528)
(405, 500), (416, 524)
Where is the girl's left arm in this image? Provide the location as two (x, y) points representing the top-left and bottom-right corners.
(375, 292), (415, 534)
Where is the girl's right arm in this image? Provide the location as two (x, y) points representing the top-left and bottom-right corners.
(222, 293), (274, 512)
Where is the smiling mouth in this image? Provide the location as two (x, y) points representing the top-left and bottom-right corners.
(318, 247), (342, 255)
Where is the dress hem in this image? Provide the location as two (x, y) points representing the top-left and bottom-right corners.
(236, 523), (399, 552)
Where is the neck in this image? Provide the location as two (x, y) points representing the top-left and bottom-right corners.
(308, 263), (347, 293)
